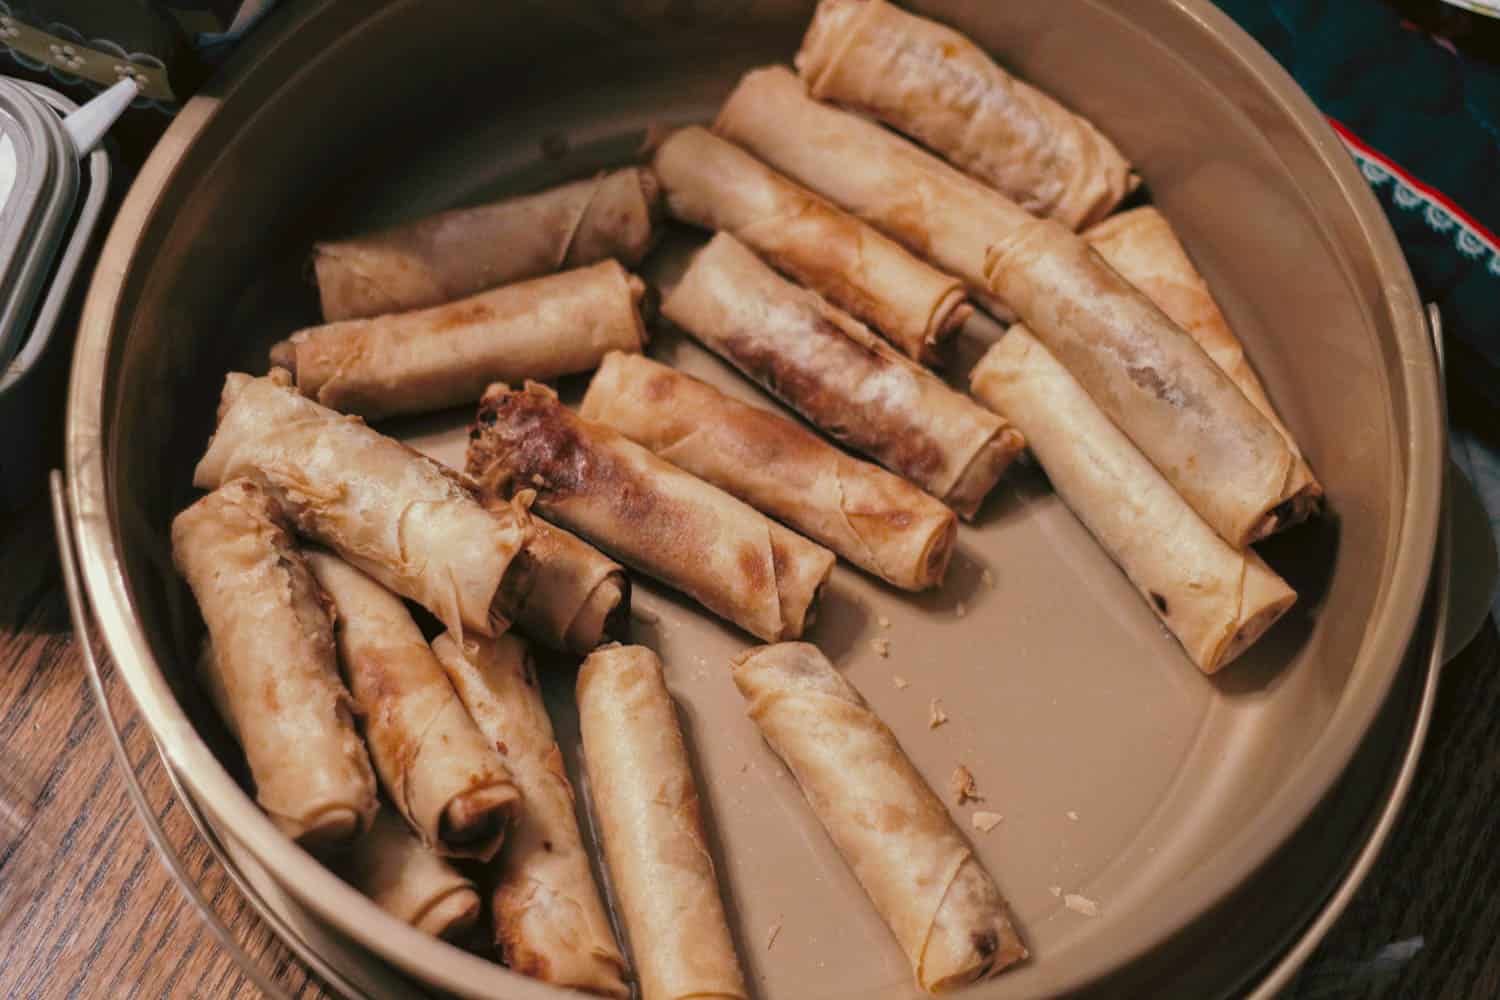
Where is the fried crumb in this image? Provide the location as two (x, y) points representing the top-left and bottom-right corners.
(1066, 810), (1079, 821)
(1049, 886), (1062, 898)
(630, 604), (661, 625)
(950, 765), (982, 804)
(929, 699), (949, 729)
(972, 811), (1004, 832)
(739, 761), (750, 774)
(892, 675), (911, 690)
(981, 568), (995, 587)
(767, 921), (783, 950)
(871, 637), (891, 658)
(955, 601), (967, 618)
(878, 615), (892, 629)
(1064, 894), (1101, 917)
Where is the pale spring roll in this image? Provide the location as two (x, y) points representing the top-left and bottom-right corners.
(467, 382), (835, 642)
(192, 369), (530, 639)
(971, 328), (1296, 672)
(305, 553), (520, 861)
(171, 479), (377, 851)
(489, 509), (630, 654)
(1084, 206), (1323, 532)
(795, 0), (1135, 230)
(732, 643), (1026, 992)
(652, 126), (969, 364)
(661, 233), (1023, 519)
(433, 632), (629, 998)
(314, 167), (662, 321)
(341, 809), (481, 940)
(581, 352), (957, 591)
(270, 260), (650, 421)
(577, 645), (748, 1000)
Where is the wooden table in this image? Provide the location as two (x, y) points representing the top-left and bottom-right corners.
(2, 494), (1497, 999)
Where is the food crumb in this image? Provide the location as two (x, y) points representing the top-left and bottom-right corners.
(1065, 893), (1101, 918)
(630, 604), (661, 625)
(767, 921), (783, 950)
(1066, 810), (1079, 821)
(972, 811), (1004, 833)
(739, 761), (750, 774)
(892, 675), (911, 690)
(950, 765), (982, 804)
(1048, 886), (1062, 898)
(955, 601), (967, 618)
(981, 569), (995, 587)
(928, 699), (949, 729)
(878, 615), (892, 629)
(871, 637), (891, 657)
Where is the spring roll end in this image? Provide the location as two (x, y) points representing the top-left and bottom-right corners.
(567, 573), (631, 653)
(412, 885), (482, 941)
(1205, 584), (1297, 675)
(438, 783), (520, 859)
(946, 425), (1025, 521)
(286, 805), (365, 854)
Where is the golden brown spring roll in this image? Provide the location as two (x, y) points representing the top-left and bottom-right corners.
(270, 260), (650, 421)
(1084, 206), (1323, 532)
(971, 328), (1296, 672)
(171, 479), (377, 851)
(305, 553), (520, 861)
(795, 0), (1134, 230)
(660, 233), (1023, 520)
(468, 382), (835, 642)
(732, 643), (1025, 992)
(577, 645), (747, 1000)
(489, 510), (630, 654)
(652, 126), (968, 364)
(581, 352), (956, 590)
(193, 369), (530, 639)
(314, 167), (662, 321)
(433, 632), (629, 998)
(341, 809), (481, 940)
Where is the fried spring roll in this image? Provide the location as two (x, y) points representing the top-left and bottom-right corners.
(341, 810), (481, 940)
(732, 643), (1026, 992)
(193, 369), (530, 639)
(305, 553), (520, 860)
(577, 645), (747, 1000)
(660, 233), (1022, 519)
(468, 382), (835, 642)
(172, 479), (377, 851)
(490, 511), (630, 653)
(270, 261), (650, 421)
(652, 126), (968, 363)
(1084, 207), (1322, 532)
(314, 167), (662, 321)
(581, 352), (956, 590)
(795, 0), (1134, 230)
(971, 328), (1296, 672)
(433, 633), (629, 998)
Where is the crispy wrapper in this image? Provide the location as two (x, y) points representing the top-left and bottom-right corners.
(652, 126), (968, 364)
(1084, 207), (1322, 533)
(795, 0), (1135, 230)
(732, 643), (1026, 992)
(305, 553), (519, 860)
(971, 328), (1296, 672)
(467, 382), (835, 642)
(582, 352), (956, 590)
(577, 645), (748, 1000)
(432, 632), (629, 998)
(313, 167), (662, 321)
(271, 260), (650, 421)
(340, 809), (481, 940)
(660, 233), (1022, 519)
(172, 479), (376, 851)
(192, 369), (530, 638)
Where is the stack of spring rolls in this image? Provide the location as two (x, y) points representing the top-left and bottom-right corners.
(167, 2), (1331, 994)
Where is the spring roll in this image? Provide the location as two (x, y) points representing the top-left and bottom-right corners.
(577, 645), (747, 1000)
(490, 511), (630, 653)
(341, 809), (482, 940)
(305, 552), (520, 860)
(1084, 207), (1322, 532)
(795, 0), (1134, 230)
(269, 261), (650, 421)
(467, 381), (835, 642)
(314, 167), (662, 321)
(433, 633), (629, 998)
(971, 328), (1296, 672)
(582, 352), (956, 590)
(193, 369), (530, 639)
(732, 643), (1026, 992)
(661, 233), (1022, 519)
(652, 126), (968, 364)
(171, 479), (377, 851)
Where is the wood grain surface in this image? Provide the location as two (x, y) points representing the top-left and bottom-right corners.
(1, 490), (1496, 999)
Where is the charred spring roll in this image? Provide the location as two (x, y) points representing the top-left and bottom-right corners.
(652, 126), (969, 364)
(433, 632), (629, 998)
(467, 382), (835, 642)
(172, 479), (377, 850)
(661, 233), (1023, 519)
(490, 510), (630, 653)
(582, 352), (957, 590)
(795, 0), (1134, 230)
(341, 809), (482, 940)
(193, 369), (530, 638)
(732, 643), (1026, 992)
(270, 260), (650, 421)
(971, 328), (1296, 672)
(577, 645), (748, 1000)
(1084, 206), (1323, 532)
(305, 553), (520, 860)
(314, 167), (662, 321)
